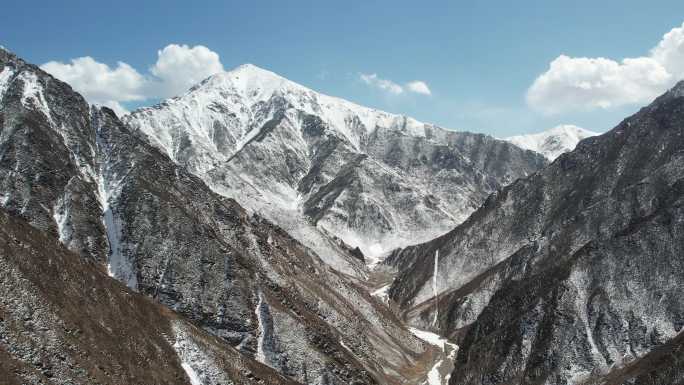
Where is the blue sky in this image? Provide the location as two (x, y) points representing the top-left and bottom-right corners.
(3, 1), (684, 136)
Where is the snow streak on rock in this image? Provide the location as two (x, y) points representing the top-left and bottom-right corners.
(372, 284), (391, 305)
(18, 71), (54, 126)
(52, 183), (72, 243)
(255, 292), (268, 365)
(94, 111), (137, 289)
(0, 66), (14, 103)
(432, 249), (439, 326)
(171, 321), (233, 385)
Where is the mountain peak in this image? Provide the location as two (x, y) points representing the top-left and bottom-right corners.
(139, 61), (436, 152)
(229, 63), (284, 80)
(546, 124), (597, 136)
(197, 63), (304, 96)
(505, 125), (600, 160)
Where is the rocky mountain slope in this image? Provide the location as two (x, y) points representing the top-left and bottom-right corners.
(124, 65), (546, 268)
(0, 48), (443, 385)
(385, 82), (684, 384)
(0, 49), (106, 263)
(505, 124), (599, 160)
(0, 207), (298, 385)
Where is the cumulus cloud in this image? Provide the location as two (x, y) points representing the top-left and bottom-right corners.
(40, 44), (224, 115)
(41, 57), (146, 110)
(527, 22), (684, 114)
(406, 80), (432, 95)
(360, 73), (432, 96)
(651, 23), (684, 79)
(149, 44), (224, 98)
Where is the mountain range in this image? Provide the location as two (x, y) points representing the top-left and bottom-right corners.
(1, 47), (683, 385)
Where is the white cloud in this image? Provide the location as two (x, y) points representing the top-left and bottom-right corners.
(40, 44), (224, 115)
(360, 73), (404, 94)
(149, 44), (224, 98)
(651, 23), (684, 79)
(41, 57), (146, 108)
(406, 80), (432, 95)
(527, 22), (684, 114)
(360, 73), (432, 96)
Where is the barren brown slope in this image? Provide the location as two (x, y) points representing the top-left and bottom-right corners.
(0, 207), (299, 385)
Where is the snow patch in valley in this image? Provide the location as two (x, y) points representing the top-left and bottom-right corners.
(371, 284), (391, 304)
(409, 327), (459, 385)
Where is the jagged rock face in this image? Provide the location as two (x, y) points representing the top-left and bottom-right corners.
(505, 125), (599, 161)
(0, 49), (438, 385)
(0, 49), (106, 262)
(125, 65), (546, 267)
(0, 208), (298, 385)
(386, 83), (684, 384)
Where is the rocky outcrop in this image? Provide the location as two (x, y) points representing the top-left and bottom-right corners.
(386, 82), (684, 384)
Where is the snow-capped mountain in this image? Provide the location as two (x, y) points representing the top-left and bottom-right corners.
(0, 48), (442, 385)
(505, 124), (599, 160)
(125, 64), (546, 270)
(3, 46), (684, 385)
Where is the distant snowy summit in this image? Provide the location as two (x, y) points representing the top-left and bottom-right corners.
(125, 63), (545, 268)
(505, 125), (599, 160)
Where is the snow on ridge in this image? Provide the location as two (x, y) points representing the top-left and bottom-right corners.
(129, 62), (431, 156)
(505, 125), (599, 160)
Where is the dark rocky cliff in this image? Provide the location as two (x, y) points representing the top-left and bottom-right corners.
(386, 82), (684, 384)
